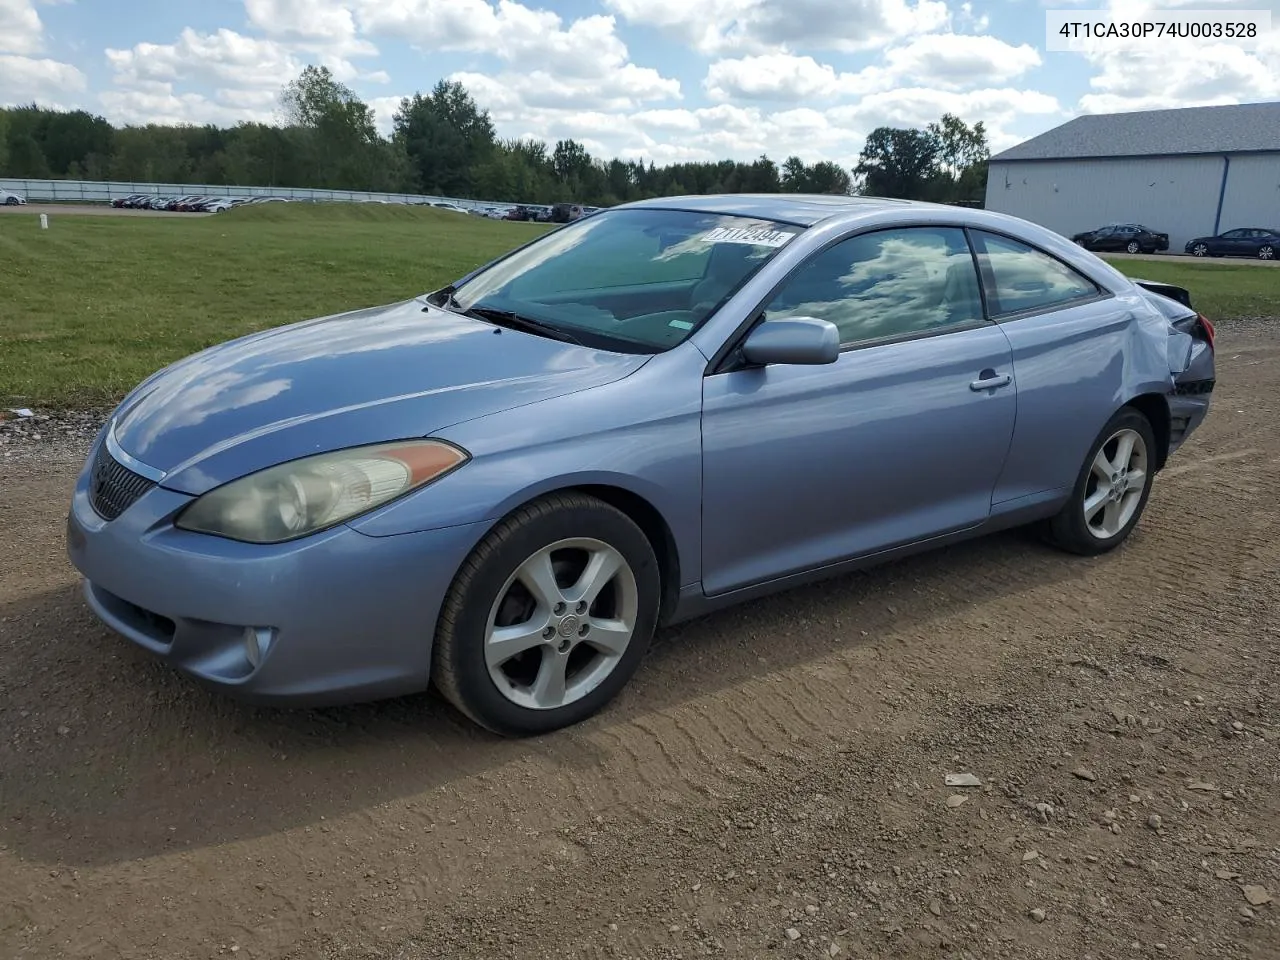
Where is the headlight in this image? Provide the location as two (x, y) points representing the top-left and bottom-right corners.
(175, 440), (468, 543)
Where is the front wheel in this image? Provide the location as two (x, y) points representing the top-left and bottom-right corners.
(432, 493), (661, 736)
(1045, 408), (1157, 556)
(1191, 243), (1208, 257)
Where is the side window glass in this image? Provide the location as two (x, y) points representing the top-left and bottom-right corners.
(761, 227), (984, 345)
(973, 230), (1100, 317)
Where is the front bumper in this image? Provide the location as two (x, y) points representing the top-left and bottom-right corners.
(65, 448), (489, 707)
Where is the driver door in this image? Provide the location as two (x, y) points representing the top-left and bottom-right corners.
(699, 225), (1017, 596)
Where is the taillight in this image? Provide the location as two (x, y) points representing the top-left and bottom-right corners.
(1197, 314), (1215, 351)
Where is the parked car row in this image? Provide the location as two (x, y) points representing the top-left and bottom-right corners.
(1070, 221), (1279, 260)
(111, 195), (293, 213)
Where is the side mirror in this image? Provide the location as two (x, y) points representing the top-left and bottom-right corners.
(740, 317), (840, 366)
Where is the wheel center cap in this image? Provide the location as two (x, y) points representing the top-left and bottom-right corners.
(557, 615), (579, 638)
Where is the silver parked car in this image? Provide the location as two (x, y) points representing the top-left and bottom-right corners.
(1, 189), (26, 205)
(65, 195), (1215, 736)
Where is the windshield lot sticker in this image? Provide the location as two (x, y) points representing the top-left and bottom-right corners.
(699, 227), (796, 247)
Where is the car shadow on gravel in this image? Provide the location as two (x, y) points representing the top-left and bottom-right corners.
(0, 526), (1089, 867)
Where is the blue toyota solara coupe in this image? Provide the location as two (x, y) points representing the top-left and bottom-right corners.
(66, 195), (1216, 735)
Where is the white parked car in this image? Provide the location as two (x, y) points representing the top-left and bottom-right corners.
(1, 189), (26, 205)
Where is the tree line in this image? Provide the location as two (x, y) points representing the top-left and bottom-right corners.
(0, 66), (990, 207)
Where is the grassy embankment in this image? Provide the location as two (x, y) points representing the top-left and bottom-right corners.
(0, 202), (1272, 408)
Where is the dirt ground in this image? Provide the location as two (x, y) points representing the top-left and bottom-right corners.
(1, 324), (1278, 960)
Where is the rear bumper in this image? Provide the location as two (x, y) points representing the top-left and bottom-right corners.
(1167, 393), (1212, 460)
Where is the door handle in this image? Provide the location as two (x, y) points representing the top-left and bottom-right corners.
(970, 373), (1012, 391)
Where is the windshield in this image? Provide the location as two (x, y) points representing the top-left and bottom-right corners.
(441, 208), (803, 353)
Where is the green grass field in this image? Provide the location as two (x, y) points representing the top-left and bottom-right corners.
(1, 202), (1274, 408)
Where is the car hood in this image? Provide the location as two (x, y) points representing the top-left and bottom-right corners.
(110, 298), (650, 495)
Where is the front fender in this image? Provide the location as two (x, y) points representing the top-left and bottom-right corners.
(346, 350), (707, 586)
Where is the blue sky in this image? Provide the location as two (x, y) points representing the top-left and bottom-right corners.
(4, 0), (1279, 165)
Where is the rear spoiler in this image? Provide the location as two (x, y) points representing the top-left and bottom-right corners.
(1132, 278), (1192, 309)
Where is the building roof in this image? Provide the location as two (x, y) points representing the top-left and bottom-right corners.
(991, 101), (1280, 162)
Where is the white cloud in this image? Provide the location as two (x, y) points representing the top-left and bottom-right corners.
(0, 0), (42, 55)
(244, 0), (379, 57)
(244, 0), (356, 44)
(1071, 0), (1280, 112)
(356, 0), (650, 80)
(106, 28), (303, 90)
(883, 34), (1042, 88)
(98, 86), (272, 128)
(0, 53), (86, 106)
(830, 86), (1062, 133)
(631, 109), (703, 132)
(604, 0), (950, 55)
(369, 94), (407, 136)
(448, 63), (679, 117)
(451, 77), (1063, 171)
(702, 35), (1041, 104)
(704, 53), (868, 101)
(99, 24), (393, 128)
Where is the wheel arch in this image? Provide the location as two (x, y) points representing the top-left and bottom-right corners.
(1123, 392), (1171, 470)
(477, 478), (686, 625)
(570, 484), (682, 623)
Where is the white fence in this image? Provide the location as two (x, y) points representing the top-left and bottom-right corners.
(0, 177), (500, 211)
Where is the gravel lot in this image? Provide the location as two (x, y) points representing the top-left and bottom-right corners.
(1, 324), (1277, 960)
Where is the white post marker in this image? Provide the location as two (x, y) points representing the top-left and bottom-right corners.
(39, 213), (49, 229)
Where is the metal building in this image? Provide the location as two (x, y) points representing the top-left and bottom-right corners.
(984, 101), (1280, 252)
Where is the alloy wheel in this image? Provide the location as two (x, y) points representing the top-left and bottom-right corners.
(1083, 427), (1149, 539)
(484, 537), (639, 710)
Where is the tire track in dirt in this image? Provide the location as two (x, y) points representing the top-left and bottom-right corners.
(2, 327), (1278, 959)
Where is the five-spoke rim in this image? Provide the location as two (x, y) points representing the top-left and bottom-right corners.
(1083, 427), (1148, 539)
(484, 537), (639, 711)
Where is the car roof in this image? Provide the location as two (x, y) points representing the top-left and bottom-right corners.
(617, 193), (957, 227)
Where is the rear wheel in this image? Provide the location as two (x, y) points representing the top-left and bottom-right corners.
(1045, 408), (1157, 556)
(1126, 241), (1140, 254)
(1259, 244), (1275, 260)
(432, 493), (661, 736)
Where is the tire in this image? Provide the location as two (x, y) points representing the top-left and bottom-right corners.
(1192, 244), (1208, 257)
(432, 492), (661, 736)
(1259, 245), (1275, 261)
(1126, 241), (1140, 254)
(1044, 407), (1157, 556)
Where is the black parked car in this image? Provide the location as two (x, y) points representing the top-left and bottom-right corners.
(1184, 227), (1279, 260)
(1070, 223), (1169, 254)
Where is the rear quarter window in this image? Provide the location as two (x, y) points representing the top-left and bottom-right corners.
(972, 230), (1102, 317)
